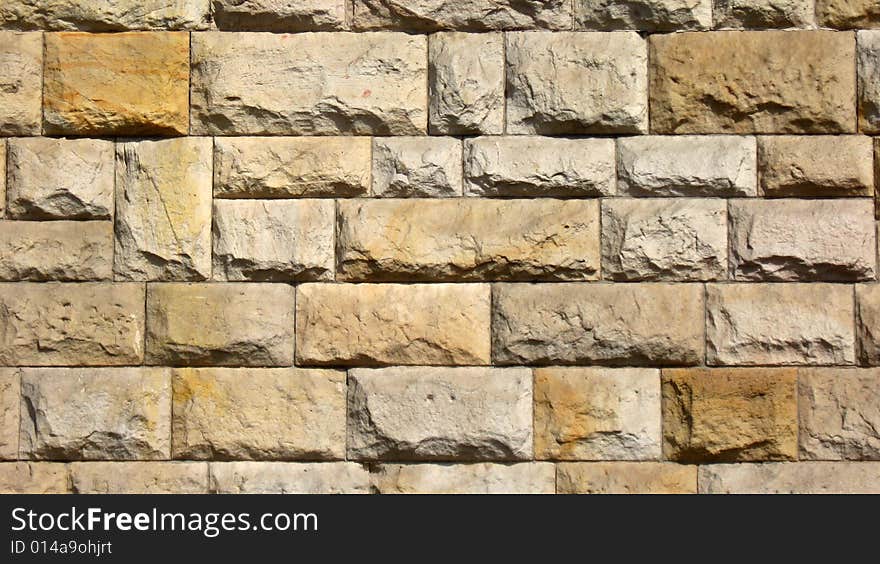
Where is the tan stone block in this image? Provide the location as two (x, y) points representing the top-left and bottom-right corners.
(351, 0), (572, 31)
(859, 31), (880, 133)
(210, 462), (371, 494)
(856, 284), (880, 364)
(0, 1), (211, 31)
(0, 221), (113, 281)
(557, 462), (696, 494)
(818, 0), (880, 29)
(714, 0), (815, 28)
(699, 462), (880, 493)
(372, 137), (462, 197)
(372, 463), (555, 494)
(70, 462), (207, 493)
(0, 463), (69, 493)
(0, 369), (19, 460)
(0, 32), (41, 135)
(575, 0), (712, 30)
(0, 140), (5, 216)
(758, 136), (874, 197)
(212, 0), (345, 31)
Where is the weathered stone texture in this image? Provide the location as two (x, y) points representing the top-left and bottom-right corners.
(492, 283), (704, 366)
(347, 367), (532, 461)
(115, 138), (212, 281)
(0, 369), (19, 460)
(191, 32), (427, 135)
(534, 368), (661, 461)
(859, 31), (880, 133)
(213, 199), (334, 282)
(651, 31), (856, 134)
(6, 137), (114, 220)
(699, 462), (880, 494)
(464, 137), (616, 197)
(856, 284), (880, 364)
(706, 283), (855, 366)
(0, 283), (145, 366)
(0, 221), (113, 281)
(70, 462), (208, 493)
(43, 32), (189, 136)
(0, 141), (5, 216)
(372, 137), (462, 197)
(557, 462), (697, 494)
(296, 283), (490, 366)
(0, 1), (211, 31)
(575, 0), (712, 30)
(214, 137), (371, 198)
(372, 463), (555, 494)
(616, 135), (757, 197)
(146, 283), (295, 367)
(20, 368), (171, 460)
(212, 0), (346, 31)
(172, 368), (345, 460)
(0, 31), (41, 135)
(729, 199), (876, 281)
(714, 0), (815, 28)
(0, 463), (69, 493)
(337, 199), (600, 282)
(662, 368), (798, 463)
(818, 0), (880, 29)
(601, 199), (727, 281)
(352, 0), (572, 31)
(758, 136), (874, 197)
(506, 32), (648, 134)
(210, 462), (371, 494)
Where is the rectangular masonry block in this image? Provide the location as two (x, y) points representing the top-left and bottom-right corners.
(296, 283), (490, 366)
(0, 369), (19, 460)
(146, 283), (295, 367)
(172, 368), (346, 461)
(557, 462), (697, 494)
(0, 1), (211, 31)
(463, 137), (616, 197)
(0, 141), (4, 215)
(372, 137), (463, 198)
(758, 136), (874, 197)
(43, 32), (189, 136)
(492, 283), (704, 366)
(650, 31), (856, 134)
(0, 32), (41, 135)
(0, 463), (69, 494)
(818, 0), (880, 28)
(20, 368), (171, 461)
(347, 367), (533, 461)
(699, 462), (880, 494)
(0, 283), (145, 366)
(662, 368), (798, 463)
(372, 463), (555, 494)
(534, 368), (661, 461)
(0, 221), (113, 281)
(856, 284), (880, 364)
(69, 462), (208, 494)
(191, 32), (427, 136)
(859, 31), (880, 133)
(575, 0), (712, 31)
(713, 0), (814, 28)
(210, 462), (371, 494)
(212, 0), (346, 31)
(706, 283), (855, 366)
(337, 199), (600, 282)
(351, 0), (572, 31)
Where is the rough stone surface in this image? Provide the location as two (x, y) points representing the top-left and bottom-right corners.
(651, 31), (856, 134)
(0, 1), (211, 30)
(20, 368), (171, 460)
(557, 462), (697, 494)
(506, 32), (647, 134)
(0, 283), (145, 366)
(0, 141), (4, 216)
(351, 0), (572, 31)
(0, 221), (113, 281)
(429, 32), (504, 135)
(210, 462), (371, 493)
(213, 199), (334, 281)
(699, 462), (880, 493)
(115, 138), (212, 281)
(6, 137), (114, 220)
(575, 0), (712, 31)
(0, 369), (19, 460)
(818, 0), (880, 28)
(706, 283), (855, 365)
(0, 463), (69, 493)
(729, 199), (876, 281)
(601, 198), (727, 281)
(464, 137), (616, 197)
(146, 283), (295, 367)
(758, 136), (874, 197)
(337, 199), (600, 282)
(70, 462), (207, 493)
(859, 31), (880, 133)
(662, 368), (798, 463)
(372, 463), (555, 494)
(534, 368), (661, 461)
(0, 31), (41, 135)
(43, 32), (189, 136)
(372, 137), (462, 197)
(212, 0), (346, 31)
(347, 367), (532, 461)
(617, 135), (757, 197)
(856, 284), (880, 364)
(191, 32), (427, 135)
(492, 283), (704, 366)
(713, 0), (815, 28)
(296, 283), (490, 366)
(172, 368), (345, 460)
(214, 137), (371, 198)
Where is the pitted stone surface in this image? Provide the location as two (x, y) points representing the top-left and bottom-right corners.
(210, 462), (371, 494)
(372, 137), (463, 197)
(0, 221), (113, 281)
(372, 463), (555, 493)
(575, 0), (712, 31)
(557, 462), (697, 494)
(0, 32), (41, 135)
(351, 0), (572, 31)
(212, 0), (346, 31)
(758, 136), (874, 197)
(0, 1), (211, 30)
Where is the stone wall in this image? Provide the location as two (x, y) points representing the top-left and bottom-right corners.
(1, 0), (880, 494)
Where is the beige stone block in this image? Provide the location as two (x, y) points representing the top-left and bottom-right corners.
(818, 0), (880, 29)
(758, 136), (874, 197)
(372, 463), (555, 494)
(212, 0), (346, 31)
(856, 284), (880, 364)
(859, 31), (880, 133)
(0, 463), (69, 493)
(70, 462), (208, 493)
(0, 369), (19, 460)
(0, 32), (42, 135)
(0, 1), (211, 31)
(0, 221), (113, 281)
(576, 0), (712, 30)
(351, 0), (572, 31)
(372, 137), (462, 197)
(699, 462), (880, 493)
(714, 0), (815, 28)
(210, 462), (371, 493)
(557, 462), (697, 494)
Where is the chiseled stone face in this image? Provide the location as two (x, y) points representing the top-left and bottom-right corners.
(699, 462), (880, 494)
(172, 368), (346, 460)
(20, 367), (171, 461)
(212, 0), (346, 31)
(347, 367), (533, 461)
(506, 32), (648, 134)
(0, 221), (113, 281)
(146, 283), (295, 367)
(575, 0), (712, 31)
(337, 199), (600, 282)
(818, 0), (880, 28)
(70, 462), (208, 494)
(372, 463), (555, 494)
(0, 369), (20, 460)
(210, 462), (371, 494)
(213, 199), (335, 282)
(758, 136), (874, 197)
(0, 463), (70, 494)
(429, 32), (504, 135)
(858, 31), (880, 133)
(115, 138), (212, 281)
(6, 137), (114, 220)
(295, 283), (491, 366)
(464, 137), (616, 197)
(856, 284), (880, 364)
(0, 0), (211, 31)
(534, 368), (661, 461)
(492, 283), (704, 366)
(706, 283), (855, 366)
(0, 32), (42, 135)
(0, 141), (5, 216)
(214, 137), (371, 198)
(713, 0), (815, 28)
(662, 368), (798, 463)
(372, 137), (463, 197)
(557, 462), (697, 494)
(651, 31), (856, 133)
(0, 283), (145, 366)
(351, 0), (572, 31)
(191, 32), (427, 135)
(43, 32), (189, 135)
